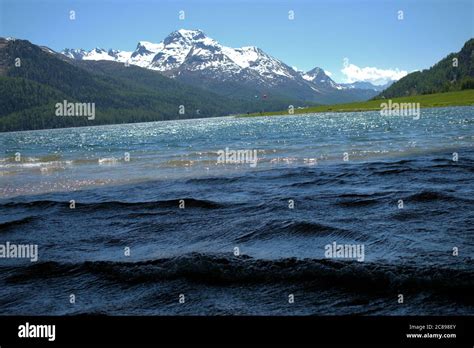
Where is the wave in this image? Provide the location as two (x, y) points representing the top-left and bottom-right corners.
(98, 157), (119, 165)
(332, 192), (391, 207)
(405, 190), (468, 203)
(371, 168), (412, 175)
(1, 198), (225, 210)
(4, 253), (473, 299)
(378, 159), (414, 165)
(235, 220), (364, 242)
(390, 210), (425, 221)
(284, 177), (344, 188)
(1, 200), (62, 209)
(0, 154), (72, 171)
(0, 216), (36, 230)
(0, 160), (72, 169)
(336, 197), (380, 207)
(185, 176), (241, 185)
(0, 154), (61, 163)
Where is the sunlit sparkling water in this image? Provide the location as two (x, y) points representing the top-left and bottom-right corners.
(1, 107), (473, 197)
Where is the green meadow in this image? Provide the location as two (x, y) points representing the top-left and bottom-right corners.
(238, 89), (474, 117)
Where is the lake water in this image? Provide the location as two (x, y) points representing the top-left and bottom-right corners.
(0, 107), (473, 315)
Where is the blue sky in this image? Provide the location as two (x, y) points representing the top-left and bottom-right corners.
(1, 0), (473, 84)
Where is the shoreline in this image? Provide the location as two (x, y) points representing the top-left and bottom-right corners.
(1, 91), (472, 133)
(237, 90), (474, 118)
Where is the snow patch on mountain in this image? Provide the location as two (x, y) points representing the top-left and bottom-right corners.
(61, 30), (298, 81)
(300, 67), (343, 89)
(60, 29), (388, 103)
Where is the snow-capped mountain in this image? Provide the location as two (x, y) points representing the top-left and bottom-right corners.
(62, 30), (294, 80)
(61, 29), (381, 103)
(300, 67), (342, 90)
(62, 47), (131, 63)
(340, 80), (394, 92)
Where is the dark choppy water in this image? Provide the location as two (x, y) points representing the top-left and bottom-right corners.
(0, 107), (473, 315)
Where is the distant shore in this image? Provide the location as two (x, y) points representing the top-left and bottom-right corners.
(237, 90), (474, 117)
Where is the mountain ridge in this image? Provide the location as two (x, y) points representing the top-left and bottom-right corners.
(0, 37), (300, 132)
(61, 29), (382, 104)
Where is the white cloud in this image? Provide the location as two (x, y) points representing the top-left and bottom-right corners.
(341, 63), (407, 85)
(324, 70), (333, 77)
